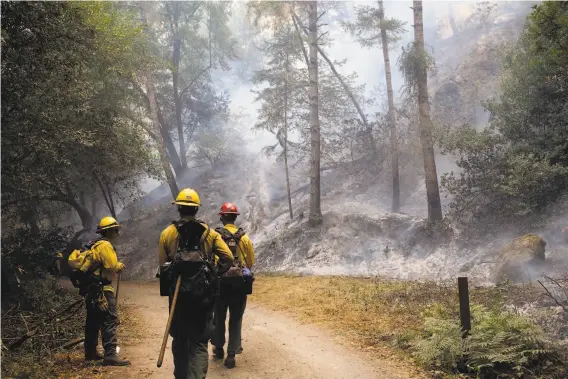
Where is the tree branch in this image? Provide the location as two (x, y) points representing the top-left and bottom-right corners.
(180, 7), (212, 99)
(291, 13), (310, 68)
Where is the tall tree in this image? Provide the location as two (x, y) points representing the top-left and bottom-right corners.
(1, 2), (159, 230)
(439, 1), (568, 233)
(307, 1), (322, 225)
(343, 1), (406, 212)
(139, 3), (180, 199)
(412, 0), (443, 221)
(252, 24), (307, 220)
(160, 2), (236, 170)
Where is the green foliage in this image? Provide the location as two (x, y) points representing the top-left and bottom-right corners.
(439, 1), (568, 234)
(342, 3), (406, 48)
(1, 2), (158, 231)
(1, 227), (73, 276)
(397, 42), (436, 97)
(250, 1), (374, 170)
(413, 305), (567, 378)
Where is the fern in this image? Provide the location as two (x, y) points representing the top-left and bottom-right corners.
(411, 305), (567, 378)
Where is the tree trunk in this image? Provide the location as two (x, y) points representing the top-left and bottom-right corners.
(172, 31), (188, 169)
(95, 175), (117, 219)
(379, 0), (400, 213)
(316, 47), (377, 160)
(91, 196), (98, 223)
(160, 122), (183, 175)
(284, 50), (293, 220)
(21, 206), (40, 236)
(413, 0), (443, 222)
(105, 181), (117, 219)
(447, 3), (459, 37)
(293, 11), (377, 160)
(66, 194), (93, 230)
(308, 1), (322, 225)
(145, 71), (180, 200)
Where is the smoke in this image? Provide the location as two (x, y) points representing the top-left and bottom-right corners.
(116, 1), (568, 284)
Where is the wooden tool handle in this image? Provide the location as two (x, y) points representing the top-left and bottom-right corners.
(157, 274), (182, 368)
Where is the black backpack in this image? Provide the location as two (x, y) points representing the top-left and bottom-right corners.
(160, 220), (218, 311)
(215, 227), (253, 294)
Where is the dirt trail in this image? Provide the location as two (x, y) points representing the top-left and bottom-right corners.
(106, 281), (416, 379)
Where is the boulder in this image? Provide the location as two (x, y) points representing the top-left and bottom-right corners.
(493, 234), (546, 283)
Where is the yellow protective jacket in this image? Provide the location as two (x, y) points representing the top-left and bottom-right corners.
(219, 224), (255, 268)
(68, 239), (123, 293)
(158, 216), (234, 267)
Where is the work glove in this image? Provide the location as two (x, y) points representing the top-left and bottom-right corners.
(116, 262), (125, 272)
(96, 291), (109, 312)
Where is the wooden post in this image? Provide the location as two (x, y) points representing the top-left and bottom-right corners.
(458, 277), (471, 337)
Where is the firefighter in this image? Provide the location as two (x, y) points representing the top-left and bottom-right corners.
(158, 188), (233, 379)
(211, 202), (255, 369)
(84, 216), (130, 366)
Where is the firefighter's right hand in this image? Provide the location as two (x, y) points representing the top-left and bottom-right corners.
(116, 262), (125, 272)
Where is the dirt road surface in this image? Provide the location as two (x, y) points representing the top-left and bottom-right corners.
(102, 281), (418, 379)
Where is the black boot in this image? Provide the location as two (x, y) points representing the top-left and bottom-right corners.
(85, 351), (104, 361)
(224, 353), (236, 369)
(213, 346), (224, 359)
(103, 355), (131, 366)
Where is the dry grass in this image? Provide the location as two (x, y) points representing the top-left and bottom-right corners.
(249, 274), (541, 377)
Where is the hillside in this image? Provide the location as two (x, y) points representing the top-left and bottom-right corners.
(115, 2), (567, 284)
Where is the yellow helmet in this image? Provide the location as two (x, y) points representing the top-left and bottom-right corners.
(96, 216), (120, 233)
(172, 188), (201, 207)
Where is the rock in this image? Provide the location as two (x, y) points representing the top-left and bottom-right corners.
(504, 234), (546, 261)
(494, 234), (547, 283)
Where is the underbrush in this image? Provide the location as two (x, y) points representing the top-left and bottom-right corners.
(1, 277), (85, 379)
(251, 275), (568, 378)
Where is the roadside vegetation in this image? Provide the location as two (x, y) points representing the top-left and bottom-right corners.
(251, 275), (568, 378)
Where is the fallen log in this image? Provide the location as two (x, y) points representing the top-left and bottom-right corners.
(58, 337), (85, 350)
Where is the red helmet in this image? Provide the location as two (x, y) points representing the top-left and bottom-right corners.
(219, 202), (240, 215)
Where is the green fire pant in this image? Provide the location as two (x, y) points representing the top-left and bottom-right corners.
(211, 291), (247, 354)
(84, 290), (118, 357)
(169, 295), (214, 379)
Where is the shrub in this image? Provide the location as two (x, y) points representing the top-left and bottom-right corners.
(1, 226), (73, 276)
(412, 305), (568, 378)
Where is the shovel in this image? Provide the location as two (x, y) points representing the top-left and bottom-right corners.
(157, 274), (182, 368)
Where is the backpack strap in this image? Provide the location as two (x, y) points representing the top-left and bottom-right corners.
(201, 224), (212, 261)
(173, 220), (211, 262)
(88, 239), (111, 286)
(216, 227), (246, 261)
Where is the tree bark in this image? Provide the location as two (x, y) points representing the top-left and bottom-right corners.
(95, 175), (117, 219)
(284, 50), (293, 220)
(91, 196), (98, 223)
(379, 0), (400, 213)
(129, 77), (182, 174)
(307, 1), (322, 225)
(160, 120), (183, 175)
(293, 11), (377, 161)
(171, 6), (188, 169)
(21, 206), (39, 236)
(317, 47), (377, 159)
(65, 193), (93, 230)
(413, 0), (443, 222)
(145, 71), (180, 200)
